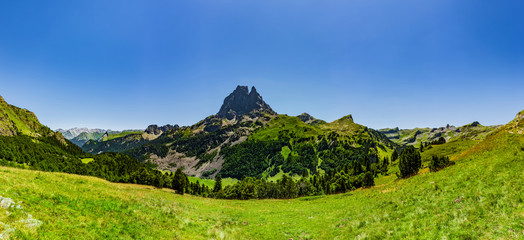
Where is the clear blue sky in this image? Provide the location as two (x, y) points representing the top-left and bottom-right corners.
(1, 0), (523, 130)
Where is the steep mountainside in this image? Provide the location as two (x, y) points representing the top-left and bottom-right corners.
(1, 96), (53, 138)
(0, 95), (87, 169)
(0, 96), (68, 143)
(379, 122), (500, 146)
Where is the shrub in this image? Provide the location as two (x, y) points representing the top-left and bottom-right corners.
(429, 155), (455, 172)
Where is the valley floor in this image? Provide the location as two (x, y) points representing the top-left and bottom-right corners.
(0, 132), (523, 239)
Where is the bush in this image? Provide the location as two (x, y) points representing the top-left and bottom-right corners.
(429, 155), (455, 172)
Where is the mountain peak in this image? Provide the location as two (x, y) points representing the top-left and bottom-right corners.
(234, 85), (249, 94)
(217, 86), (275, 119)
(249, 86), (258, 95)
(335, 114), (354, 123)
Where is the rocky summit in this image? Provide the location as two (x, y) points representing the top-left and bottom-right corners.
(217, 86), (275, 119)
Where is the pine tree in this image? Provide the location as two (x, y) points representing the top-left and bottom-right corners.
(213, 175), (222, 193)
(173, 168), (186, 194)
(392, 149), (399, 162)
(398, 146), (421, 178)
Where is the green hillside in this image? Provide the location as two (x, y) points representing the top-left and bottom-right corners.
(0, 97), (180, 193)
(420, 138), (478, 165)
(82, 132), (146, 154)
(69, 131), (105, 146)
(219, 114), (397, 179)
(379, 122), (500, 146)
(0, 96), (56, 139)
(0, 122), (522, 239)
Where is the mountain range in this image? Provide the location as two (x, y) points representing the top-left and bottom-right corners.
(56, 128), (143, 147)
(77, 85), (494, 179)
(0, 86), (514, 181)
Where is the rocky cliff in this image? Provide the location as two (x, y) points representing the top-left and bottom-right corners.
(217, 86), (276, 119)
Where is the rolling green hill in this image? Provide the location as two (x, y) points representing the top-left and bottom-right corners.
(0, 110), (522, 239)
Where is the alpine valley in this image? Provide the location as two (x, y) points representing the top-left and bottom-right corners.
(0, 87), (522, 239)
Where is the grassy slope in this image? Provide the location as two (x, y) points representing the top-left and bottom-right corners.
(0, 99), (48, 137)
(103, 131), (143, 141)
(250, 115), (322, 141)
(1, 130), (522, 239)
(420, 138), (478, 165)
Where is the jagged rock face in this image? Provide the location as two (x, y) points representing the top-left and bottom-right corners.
(217, 86), (276, 120)
(145, 124), (179, 135)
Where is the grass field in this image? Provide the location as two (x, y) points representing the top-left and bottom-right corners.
(420, 138), (478, 165)
(0, 131), (522, 239)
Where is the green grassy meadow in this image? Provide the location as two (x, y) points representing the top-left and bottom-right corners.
(187, 176), (238, 189)
(0, 131), (523, 239)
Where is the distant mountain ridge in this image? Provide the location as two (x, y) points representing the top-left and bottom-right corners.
(56, 128), (106, 139)
(57, 128), (143, 147)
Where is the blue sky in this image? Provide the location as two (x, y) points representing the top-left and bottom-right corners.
(1, 0), (523, 130)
